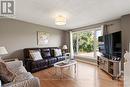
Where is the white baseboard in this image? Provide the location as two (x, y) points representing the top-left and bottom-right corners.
(76, 59), (97, 66)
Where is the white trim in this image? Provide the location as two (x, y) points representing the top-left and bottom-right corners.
(70, 31), (74, 59)
(71, 26), (102, 33)
(76, 59), (97, 66)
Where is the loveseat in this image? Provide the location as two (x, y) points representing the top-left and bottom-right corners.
(24, 47), (65, 72)
(3, 60), (40, 87)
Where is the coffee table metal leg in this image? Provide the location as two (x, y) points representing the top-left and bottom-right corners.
(60, 68), (63, 79)
(75, 64), (76, 74)
(74, 63), (78, 79)
(55, 67), (57, 75)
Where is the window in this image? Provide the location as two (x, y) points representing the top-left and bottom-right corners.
(72, 27), (102, 60)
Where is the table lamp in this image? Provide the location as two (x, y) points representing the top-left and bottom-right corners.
(0, 47), (8, 59)
(62, 45), (68, 53)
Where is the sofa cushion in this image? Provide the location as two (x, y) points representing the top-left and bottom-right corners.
(31, 59), (48, 68)
(29, 50), (43, 61)
(0, 60), (15, 84)
(48, 57), (57, 65)
(54, 49), (62, 57)
(41, 49), (51, 58)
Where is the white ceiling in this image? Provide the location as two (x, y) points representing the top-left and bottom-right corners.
(12, 0), (130, 30)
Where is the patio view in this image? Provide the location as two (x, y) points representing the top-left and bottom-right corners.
(73, 28), (102, 60)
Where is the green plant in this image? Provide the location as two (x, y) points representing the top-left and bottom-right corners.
(73, 32), (95, 53)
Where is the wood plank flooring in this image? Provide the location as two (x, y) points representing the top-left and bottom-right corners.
(33, 61), (123, 87)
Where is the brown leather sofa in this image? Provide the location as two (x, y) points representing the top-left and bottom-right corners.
(24, 47), (65, 72)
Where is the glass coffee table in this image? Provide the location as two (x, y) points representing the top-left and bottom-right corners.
(54, 59), (77, 79)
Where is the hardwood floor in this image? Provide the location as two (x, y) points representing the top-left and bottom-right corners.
(33, 61), (123, 87)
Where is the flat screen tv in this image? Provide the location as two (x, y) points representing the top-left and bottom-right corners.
(98, 31), (122, 60)
(98, 36), (105, 55)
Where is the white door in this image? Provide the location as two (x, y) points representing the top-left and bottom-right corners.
(124, 52), (130, 87)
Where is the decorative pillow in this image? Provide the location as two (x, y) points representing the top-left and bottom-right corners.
(41, 49), (51, 58)
(6, 61), (27, 75)
(54, 49), (62, 57)
(29, 50), (43, 61)
(0, 60), (15, 84)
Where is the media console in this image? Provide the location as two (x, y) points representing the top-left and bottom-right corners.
(97, 56), (121, 80)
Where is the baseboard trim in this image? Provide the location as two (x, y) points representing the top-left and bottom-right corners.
(76, 59), (97, 66)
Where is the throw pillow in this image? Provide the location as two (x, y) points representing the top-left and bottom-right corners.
(6, 61), (27, 75)
(29, 50), (43, 61)
(41, 49), (51, 58)
(54, 49), (62, 57)
(0, 60), (15, 84)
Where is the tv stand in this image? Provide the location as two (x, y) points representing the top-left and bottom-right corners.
(97, 56), (121, 80)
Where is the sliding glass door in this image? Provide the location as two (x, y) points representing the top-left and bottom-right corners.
(72, 28), (102, 60)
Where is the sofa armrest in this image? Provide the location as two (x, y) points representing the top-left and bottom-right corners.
(3, 77), (40, 87)
(24, 58), (33, 64)
(24, 58), (34, 72)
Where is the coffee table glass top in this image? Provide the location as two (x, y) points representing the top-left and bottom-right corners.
(54, 60), (77, 68)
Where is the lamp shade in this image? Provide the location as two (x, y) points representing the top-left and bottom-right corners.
(0, 47), (8, 55)
(55, 15), (66, 25)
(62, 45), (68, 50)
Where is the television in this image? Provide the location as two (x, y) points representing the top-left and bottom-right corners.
(98, 36), (105, 55)
(98, 31), (122, 60)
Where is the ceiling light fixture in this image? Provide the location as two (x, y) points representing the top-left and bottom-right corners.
(55, 15), (66, 25)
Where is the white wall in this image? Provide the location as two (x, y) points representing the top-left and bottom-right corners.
(121, 14), (130, 51)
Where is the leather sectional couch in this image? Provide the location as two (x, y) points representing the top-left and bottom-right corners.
(24, 47), (65, 72)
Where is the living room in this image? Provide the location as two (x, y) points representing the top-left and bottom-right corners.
(0, 0), (130, 87)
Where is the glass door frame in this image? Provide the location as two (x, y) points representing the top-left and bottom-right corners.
(72, 27), (102, 60)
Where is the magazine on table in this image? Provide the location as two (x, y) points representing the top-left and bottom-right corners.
(57, 62), (69, 66)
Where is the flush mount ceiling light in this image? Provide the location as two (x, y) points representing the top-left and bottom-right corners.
(55, 15), (66, 25)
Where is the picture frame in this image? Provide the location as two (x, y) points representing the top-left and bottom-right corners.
(37, 31), (49, 45)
